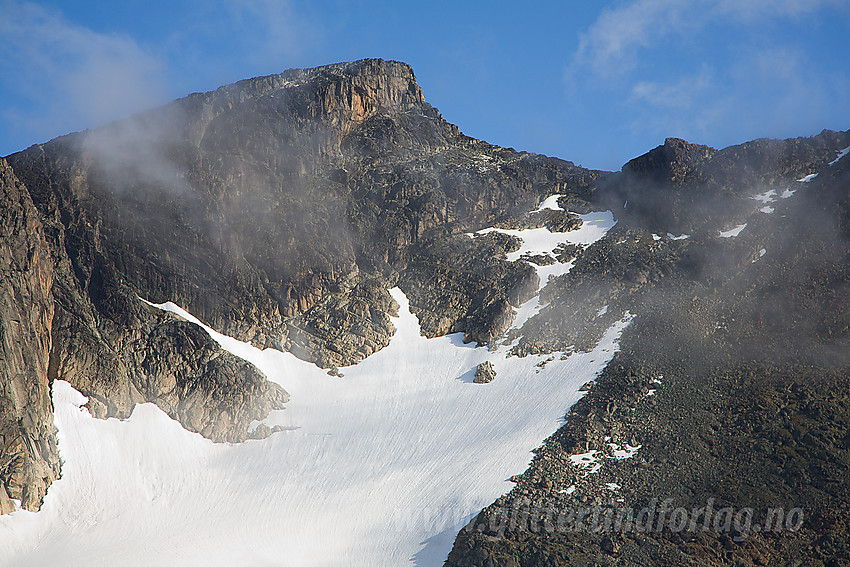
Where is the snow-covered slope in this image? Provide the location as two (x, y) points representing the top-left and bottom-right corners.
(0, 289), (630, 567)
(475, 199), (617, 334)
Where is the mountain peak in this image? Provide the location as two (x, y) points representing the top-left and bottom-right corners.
(623, 137), (717, 185)
(183, 58), (425, 128)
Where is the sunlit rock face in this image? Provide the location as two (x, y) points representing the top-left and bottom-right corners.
(0, 158), (59, 513)
(0, 59), (602, 507)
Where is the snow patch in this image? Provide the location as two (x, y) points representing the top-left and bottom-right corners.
(476, 211), (616, 288)
(534, 259), (576, 285)
(569, 450), (602, 474)
(609, 441), (642, 460)
(478, 211), (616, 262)
(1, 290), (632, 567)
(510, 296), (544, 331)
(829, 146), (850, 166)
(752, 189), (777, 204)
(719, 224), (747, 238)
(483, 210), (616, 333)
(752, 189), (778, 214)
(536, 194), (563, 212)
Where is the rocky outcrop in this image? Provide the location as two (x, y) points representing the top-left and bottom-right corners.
(596, 130), (850, 234)
(283, 273), (399, 368)
(400, 232), (539, 344)
(132, 314), (289, 442)
(622, 137), (717, 186)
(473, 361), (496, 384)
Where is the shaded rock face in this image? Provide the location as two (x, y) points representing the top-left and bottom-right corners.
(1, 59), (601, 510)
(597, 130), (850, 235)
(131, 315), (289, 441)
(623, 137), (717, 186)
(401, 232), (539, 344)
(446, 132), (850, 567)
(7, 59), (599, 356)
(283, 274), (399, 367)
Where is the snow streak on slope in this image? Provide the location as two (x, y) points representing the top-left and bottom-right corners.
(829, 145), (850, 166)
(719, 223), (747, 238)
(476, 197), (617, 332)
(0, 290), (631, 567)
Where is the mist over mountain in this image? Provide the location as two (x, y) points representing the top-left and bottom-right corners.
(1, 59), (849, 566)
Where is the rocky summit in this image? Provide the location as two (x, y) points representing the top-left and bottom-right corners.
(1, 58), (849, 566)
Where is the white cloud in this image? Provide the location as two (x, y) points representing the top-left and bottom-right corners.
(573, 0), (692, 78)
(572, 0), (845, 78)
(566, 0), (849, 153)
(630, 68), (714, 109)
(624, 44), (847, 145)
(715, 0), (842, 21)
(0, 1), (169, 148)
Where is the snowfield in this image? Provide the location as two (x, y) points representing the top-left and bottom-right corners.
(0, 287), (631, 567)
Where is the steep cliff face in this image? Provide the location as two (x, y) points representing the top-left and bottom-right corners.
(0, 158), (59, 512)
(8, 59), (599, 365)
(1, 59), (601, 511)
(0, 152), (290, 512)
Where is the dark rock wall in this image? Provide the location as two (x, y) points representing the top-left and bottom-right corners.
(596, 129), (850, 235)
(446, 130), (850, 567)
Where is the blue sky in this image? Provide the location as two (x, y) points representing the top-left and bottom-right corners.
(1, 0), (848, 170)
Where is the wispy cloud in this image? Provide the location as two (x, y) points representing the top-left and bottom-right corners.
(568, 0), (850, 150)
(0, 0), (317, 154)
(630, 68), (714, 110)
(572, 0), (846, 79)
(715, 0), (842, 21)
(217, 0), (320, 75)
(572, 0), (692, 79)
(624, 45), (846, 145)
(0, 1), (169, 148)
